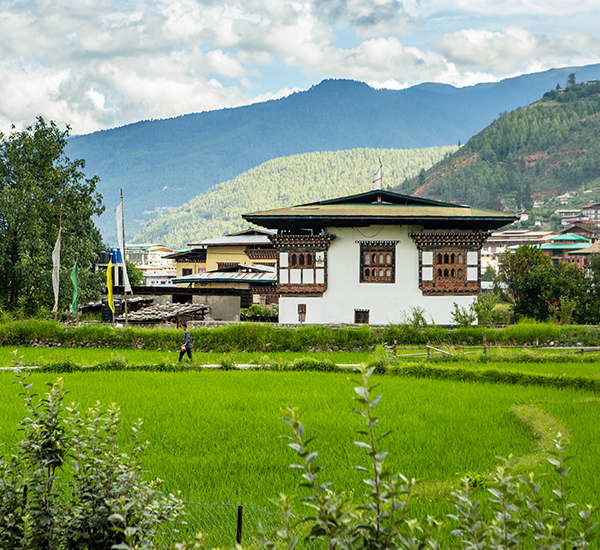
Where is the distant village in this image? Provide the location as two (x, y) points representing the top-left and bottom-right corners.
(98, 185), (600, 326)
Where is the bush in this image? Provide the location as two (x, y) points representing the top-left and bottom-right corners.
(248, 367), (598, 550)
(0, 353), (183, 549)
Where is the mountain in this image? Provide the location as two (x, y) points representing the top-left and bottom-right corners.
(64, 64), (600, 242)
(400, 80), (600, 214)
(131, 147), (457, 249)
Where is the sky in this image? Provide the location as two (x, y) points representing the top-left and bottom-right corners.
(1, 0), (600, 136)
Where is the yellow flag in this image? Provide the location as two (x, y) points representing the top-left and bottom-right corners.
(107, 259), (115, 313)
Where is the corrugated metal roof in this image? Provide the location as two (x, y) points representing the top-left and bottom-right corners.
(549, 233), (590, 242)
(540, 243), (591, 250)
(173, 271), (276, 283)
(187, 234), (274, 247)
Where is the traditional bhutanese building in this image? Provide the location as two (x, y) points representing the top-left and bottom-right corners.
(243, 190), (516, 325)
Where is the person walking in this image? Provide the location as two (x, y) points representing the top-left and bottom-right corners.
(179, 323), (193, 363)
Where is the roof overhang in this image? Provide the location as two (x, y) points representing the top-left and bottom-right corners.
(243, 190), (516, 232)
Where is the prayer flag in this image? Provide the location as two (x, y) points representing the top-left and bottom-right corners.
(52, 229), (61, 313)
(372, 166), (382, 190)
(116, 201), (132, 292)
(70, 261), (78, 314)
(107, 258), (115, 313)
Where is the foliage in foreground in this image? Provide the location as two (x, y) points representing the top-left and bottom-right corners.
(0, 354), (183, 550)
(256, 367), (598, 550)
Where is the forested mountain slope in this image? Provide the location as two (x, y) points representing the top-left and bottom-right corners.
(400, 81), (600, 211)
(133, 146), (457, 249)
(65, 64), (600, 241)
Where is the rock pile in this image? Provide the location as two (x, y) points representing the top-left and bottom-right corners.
(116, 303), (209, 323)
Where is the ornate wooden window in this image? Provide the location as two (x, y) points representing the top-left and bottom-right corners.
(359, 242), (397, 283)
(298, 303), (306, 323)
(270, 233), (336, 296)
(410, 231), (489, 295)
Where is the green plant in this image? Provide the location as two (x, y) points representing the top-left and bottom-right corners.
(471, 294), (499, 326)
(249, 367), (598, 550)
(560, 296), (578, 325)
(451, 302), (477, 327)
(220, 354), (237, 370)
(0, 352), (183, 549)
(401, 306), (428, 329)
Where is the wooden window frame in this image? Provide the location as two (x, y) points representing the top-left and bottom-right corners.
(354, 309), (370, 324)
(360, 243), (395, 283)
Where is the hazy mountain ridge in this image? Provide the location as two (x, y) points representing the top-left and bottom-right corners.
(64, 64), (600, 242)
(132, 147), (457, 249)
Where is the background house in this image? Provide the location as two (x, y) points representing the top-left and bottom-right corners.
(244, 189), (515, 325)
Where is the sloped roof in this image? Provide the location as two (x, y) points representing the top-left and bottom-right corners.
(187, 228), (276, 247)
(243, 189), (516, 231)
(549, 233), (590, 242)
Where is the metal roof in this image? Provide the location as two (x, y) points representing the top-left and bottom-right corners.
(173, 271), (276, 284)
(243, 190), (516, 231)
(548, 233), (590, 242)
(187, 234), (274, 247)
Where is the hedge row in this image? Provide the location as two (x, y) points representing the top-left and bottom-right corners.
(33, 353), (600, 393)
(2, 320), (600, 352)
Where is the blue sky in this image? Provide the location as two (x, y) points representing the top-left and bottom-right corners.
(1, 0), (599, 135)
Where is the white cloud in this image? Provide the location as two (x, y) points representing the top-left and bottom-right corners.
(0, 0), (599, 134)
(436, 26), (600, 74)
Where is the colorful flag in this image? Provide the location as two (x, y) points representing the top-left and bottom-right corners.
(116, 201), (132, 293)
(372, 166), (382, 190)
(52, 229), (61, 313)
(70, 261), (78, 314)
(107, 258), (115, 313)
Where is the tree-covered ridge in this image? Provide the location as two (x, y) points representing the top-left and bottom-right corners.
(66, 65), (600, 242)
(402, 81), (600, 211)
(132, 146), (457, 249)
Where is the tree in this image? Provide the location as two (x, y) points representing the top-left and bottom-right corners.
(0, 118), (105, 314)
(126, 260), (143, 287)
(497, 243), (550, 302)
(567, 73), (576, 87)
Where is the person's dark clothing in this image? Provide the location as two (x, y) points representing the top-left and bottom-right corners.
(179, 329), (193, 362)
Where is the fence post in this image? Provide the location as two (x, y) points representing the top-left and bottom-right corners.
(581, 347), (585, 357)
(483, 334), (487, 356)
(394, 339), (397, 358)
(427, 343), (430, 361)
(236, 505), (243, 545)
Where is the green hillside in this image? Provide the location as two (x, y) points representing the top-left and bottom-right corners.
(402, 81), (600, 211)
(132, 146), (457, 249)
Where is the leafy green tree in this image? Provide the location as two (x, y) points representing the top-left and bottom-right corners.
(500, 244), (587, 321)
(567, 73), (576, 87)
(0, 118), (105, 314)
(126, 260), (144, 287)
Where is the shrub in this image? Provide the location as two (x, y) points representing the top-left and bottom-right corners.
(249, 367), (597, 550)
(451, 302), (477, 327)
(0, 353), (183, 549)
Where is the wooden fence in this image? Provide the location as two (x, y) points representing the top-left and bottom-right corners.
(384, 335), (600, 360)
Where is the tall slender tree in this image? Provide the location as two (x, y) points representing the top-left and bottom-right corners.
(0, 117), (105, 314)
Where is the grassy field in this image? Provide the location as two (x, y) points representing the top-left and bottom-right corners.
(3, 340), (600, 545)
(1, 367), (599, 520)
(0, 346), (372, 367)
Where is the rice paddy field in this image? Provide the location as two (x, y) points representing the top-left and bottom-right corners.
(2, 351), (600, 525)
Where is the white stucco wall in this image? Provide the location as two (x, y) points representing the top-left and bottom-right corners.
(279, 225), (477, 325)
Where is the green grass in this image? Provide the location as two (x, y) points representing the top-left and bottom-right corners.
(0, 347), (371, 367)
(1, 369), (598, 523)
